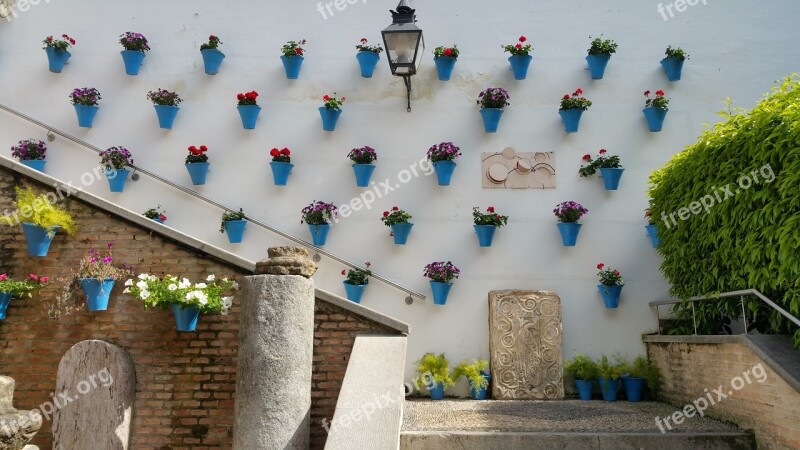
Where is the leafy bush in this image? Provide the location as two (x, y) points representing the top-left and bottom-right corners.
(564, 353), (598, 380)
(618, 355), (662, 395)
(0, 186), (77, 235)
(588, 36), (618, 56)
(596, 354), (624, 380)
(648, 74), (800, 345)
(452, 359), (490, 390)
(416, 353), (455, 388)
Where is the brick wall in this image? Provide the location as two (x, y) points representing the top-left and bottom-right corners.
(646, 339), (800, 450)
(0, 167), (404, 449)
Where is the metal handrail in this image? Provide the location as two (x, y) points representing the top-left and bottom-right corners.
(649, 289), (800, 335)
(0, 103), (426, 302)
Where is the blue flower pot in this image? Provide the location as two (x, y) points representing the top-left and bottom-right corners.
(623, 377), (646, 402)
(480, 108), (504, 133)
(106, 168), (129, 193)
(224, 219), (247, 243)
(152, 218), (165, 224)
(352, 164), (376, 187)
(599, 167), (625, 191)
(428, 381), (445, 400)
(172, 303), (200, 332)
(186, 162), (209, 186)
(598, 377), (621, 401)
(280, 55), (304, 79)
(556, 222), (581, 247)
(45, 47), (71, 73)
(120, 50), (145, 75)
(20, 160), (46, 173)
(237, 105), (261, 130)
(559, 109), (583, 133)
(430, 281), (452, 306)
(201, 49), (225, 75)
(643, 107), (668, 132)
(433, 161), (456, 186)
(154, 105), (179, 129)
(356, 51), (380, 78)
(21, 222), (58, 256)
(471, 373), (491, 400)
(575, 379), (594, 401)
(645, 224), (661, 248)
(661, 57), (684, 82)
(79, 278), (115, 311)
(0, 292), (13, 320)
(586, 54), (611, 79)
(319, 107), (342, 131)
(508, 54), (533, 80)
(343, 282), (366, 303)
(598, 284), (622, 309)
(74, 104), (99, 128)
(474, 225), (497, 247)
(308, 224), (330, 246)
(390, 223), (413, 245)
(270, 161), (294, 186)
(434, 56), (457, 81)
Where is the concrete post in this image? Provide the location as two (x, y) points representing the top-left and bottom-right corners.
(233, 247), (317, 450)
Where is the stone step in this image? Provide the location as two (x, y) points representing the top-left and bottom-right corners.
(0, 376), (14, 414)
(401, 400), (756, 450)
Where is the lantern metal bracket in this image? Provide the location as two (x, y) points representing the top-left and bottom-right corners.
(403, 75), (412, 112)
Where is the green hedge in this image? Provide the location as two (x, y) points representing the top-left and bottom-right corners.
(648, 75), (800, 344)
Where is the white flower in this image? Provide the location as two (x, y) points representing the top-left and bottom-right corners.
(232, 281), (240, 290)
(198, 296), (208, 305)
(168, 284), (178, 291)
(148, 274), (158, 281)
(123, 287), (131, 293)
(178, 278), (191, 289)
(206, 275), (216, 282)
(136, 281), (148, 290)
(222, 296), (233, 309)
(194, 283), (207, 289)
(138, 273), (149, 280)
(124, 279), (133, 286)
(139, 290), (150, 300)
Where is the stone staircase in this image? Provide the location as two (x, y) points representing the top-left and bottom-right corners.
(0, 376), (41, 450)
(400, 400), (756, 450)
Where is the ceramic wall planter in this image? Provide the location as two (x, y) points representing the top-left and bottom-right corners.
(45, 47), (71, 73)
(356, 51), (380, 78)
(434, 56), (457, 81)
(120, 50), (145, 75)
(201, 49), (225, 75)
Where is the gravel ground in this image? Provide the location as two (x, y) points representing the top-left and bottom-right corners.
(402, 400), (742, 433)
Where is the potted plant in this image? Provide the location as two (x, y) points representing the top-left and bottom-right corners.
(619, 355), (661, 402)
(269, 147), (293, 186)
(477, 87), (511, 133)
(147, 88), (182, 129)
(119, 31), (150, 75)
(0, 273), (50, 320)
(341, 262), (371, 303)
(559, 88), (591, 133)
(72, 243), (134, 311)
(586, 36), (618, 79)
(220, 208), (246, 243)
(564, 353), (599, 400)
(0, 186), (77, 256)
(99, 146), (134, 193)
(42, 34), (75, 73)
(553, 201), (588, 246)
(661, 45), (688, 82)
(11, 139), (47, 172)
(643, 89), (669, 132)
(596, 263), (624, 308)
(319, 93), (345, 131)
(502, 35), (533, 80)
(473, 206), (508, 247)
(453, 359), (491, 400)
(596, 354), (624, 401)
(348, 146), (377, 187)
(427, 142), (462, 186)
(70, 87), (102, 128)
(433, 45), (459, 81)
(280, 39), (306, 79)
(355, 38), (382, 78)
(301, 201), (338, 246)
(185, 145), (209, 185)
(124, 273), (237, 331)
(200, 34), (224, 75)
(381, 206), (413, 245)
(644, 209), (660, 248)
(236, 91), (261, 129)
(579, 148), (624, 191)
(423, 261), (460, 305)
(415, 353), (455, 400)
(143, 205), (167, 224)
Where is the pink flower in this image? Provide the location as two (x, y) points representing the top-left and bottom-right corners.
(0, 274), (6, 281)
(40, 276), (49, 283)
(28, 274), (38, 281)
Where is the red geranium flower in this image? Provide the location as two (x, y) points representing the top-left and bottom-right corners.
(281, 148), (290, 156)
(160, 214), (167, 221)
(575, 88), (583, 95)
(597, 263), (605, 270)
(341, 270), (346, 276)
(582, 154), (591, 161)
(392, 206), (399, 211)
(270, 148), (280, 157)
(599, 149), (607, 155)
(519, 35), (527, 42)
(361, 38), (368, 44)
(656, 89), (665, 96)
(295, 48), (303, 55)
(487, 206), (495, 212)
(237, 93), (245, 101)
(383, 211), (389, 217)
(323, 94), (330, 101)
(644, 90), (651, 96)
(515, 43), (522, 49)
(444, 48), (452, 57)
(563, 94), (570, 100)
(199, 145), (208, 152)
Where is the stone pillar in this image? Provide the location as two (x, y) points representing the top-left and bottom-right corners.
(233, 247), (318, 450)
(0, 375), (42, 450)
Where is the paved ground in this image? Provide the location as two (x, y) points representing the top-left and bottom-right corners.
(402, 400), (741, 433)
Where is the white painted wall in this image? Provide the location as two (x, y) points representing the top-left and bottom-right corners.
(1, 0), (799, 394)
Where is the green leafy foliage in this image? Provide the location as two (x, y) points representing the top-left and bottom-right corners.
(0, 186), (77, 235)
(648, 74), (800, 346)
(596, 354), (624, 380)
(564, 353), (599, 380)
(616, 354), (661, 395)
(415, 352), (455, 388)
(452, 359), (489, 390)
